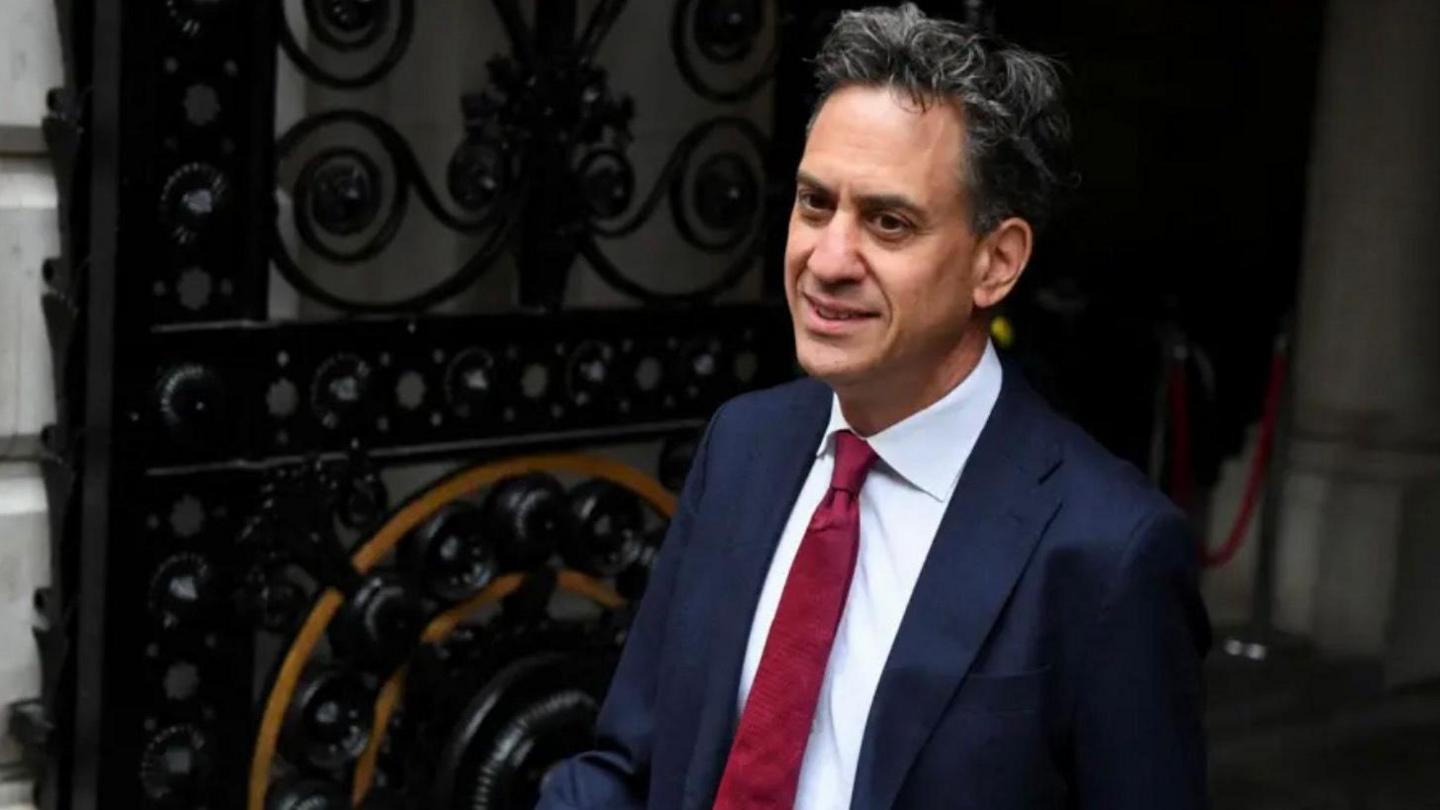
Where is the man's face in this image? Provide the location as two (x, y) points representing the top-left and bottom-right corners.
(784, 84), (983, 396)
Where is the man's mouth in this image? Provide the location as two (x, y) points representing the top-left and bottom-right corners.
(805, 294), (875, 321)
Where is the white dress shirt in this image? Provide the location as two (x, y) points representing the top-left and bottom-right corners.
(736, 340), (1004, 810)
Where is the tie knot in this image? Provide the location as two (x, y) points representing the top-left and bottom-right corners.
(830, 430), (878, 495)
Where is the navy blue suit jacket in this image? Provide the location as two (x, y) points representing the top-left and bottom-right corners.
(537, 364), (1211, 809)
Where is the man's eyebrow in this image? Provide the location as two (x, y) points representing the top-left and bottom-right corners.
(795, 170), (829, 192)
(855, 192), (927, 220)
(796, 171), (928, 219)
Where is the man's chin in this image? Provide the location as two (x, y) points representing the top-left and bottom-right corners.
(796, 351), (875, 389)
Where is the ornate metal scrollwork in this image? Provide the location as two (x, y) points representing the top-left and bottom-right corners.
(582, 115), (769, 304)
(42, 1), (808, 805)
(274, 109), (521, 313)
(274, 0), (778, 313)
(671, 0), (779, 102)
(278, 0), (415, 89)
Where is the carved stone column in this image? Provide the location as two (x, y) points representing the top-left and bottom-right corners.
(1276, 0), (1440, 685)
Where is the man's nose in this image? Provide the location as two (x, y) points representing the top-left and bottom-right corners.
(807, 215), (865, 283)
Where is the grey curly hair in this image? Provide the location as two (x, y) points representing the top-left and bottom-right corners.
(810, 3), (1073, 234)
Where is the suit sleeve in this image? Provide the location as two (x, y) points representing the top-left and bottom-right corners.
(534, 403), (725, 810)
(1071, 508), (1212, 809)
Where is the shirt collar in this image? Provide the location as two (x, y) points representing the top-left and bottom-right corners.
(817, 340), (1004, 501)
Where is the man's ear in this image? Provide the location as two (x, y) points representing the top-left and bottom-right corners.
(972, 217), (1034, 309)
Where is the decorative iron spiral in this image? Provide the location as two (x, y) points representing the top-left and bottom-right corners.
(274, 109), (521, 313)
(582, 116), (770, 304)
(671, 0), (779, 102)
(279, 0), (415, 89)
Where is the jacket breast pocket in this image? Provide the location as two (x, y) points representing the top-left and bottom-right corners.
(950, 666), (1051, 715)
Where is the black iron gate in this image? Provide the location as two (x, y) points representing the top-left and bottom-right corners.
(30, 1), (809, 807)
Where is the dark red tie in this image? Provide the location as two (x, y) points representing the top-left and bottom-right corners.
(712, 430), (880, 810)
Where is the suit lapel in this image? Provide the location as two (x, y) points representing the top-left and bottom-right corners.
(681, 379), (832, 809)
(850, 368), (1064, 810)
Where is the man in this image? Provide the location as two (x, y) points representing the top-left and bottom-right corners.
(537, 5), (1210, 809)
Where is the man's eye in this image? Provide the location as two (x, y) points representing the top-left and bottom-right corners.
(797, 190), (826, 211)
(873, 213), (911, 235)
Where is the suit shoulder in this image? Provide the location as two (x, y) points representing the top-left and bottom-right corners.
(1025, 408), (1199, 626)
(1041, 405), (1185, 545)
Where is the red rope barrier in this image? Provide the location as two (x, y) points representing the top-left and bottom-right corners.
(1201, 344), (1287, 568)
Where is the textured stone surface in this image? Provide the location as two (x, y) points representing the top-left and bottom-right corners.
(0, 463), (46, 772)
(0, 5), (60, 797)
(1282, 0), (1440, 681)
(0, 0), (64, 154)
(0, 157), (57, 458)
